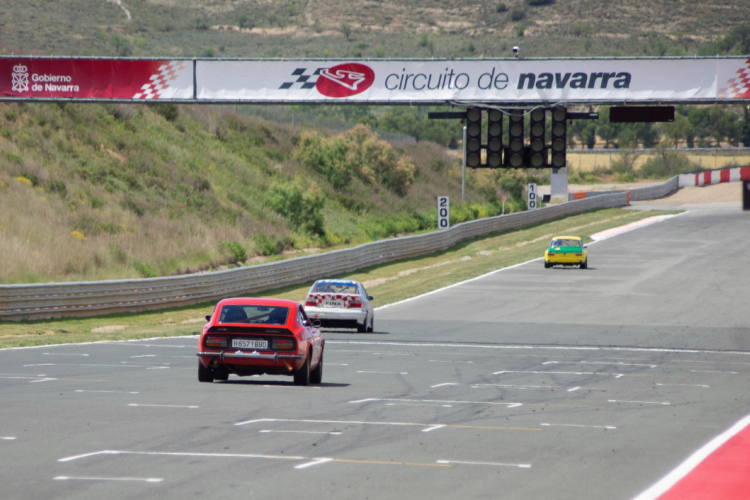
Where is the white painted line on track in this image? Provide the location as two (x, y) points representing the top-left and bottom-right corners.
(357, 371), (408, 375)
(431, 383), (460, 388)
(24, 363), (146, 368)
(507, 404), (523, 408)
(234, 417), (538, 431)
(76, 390), (140, 394)
(260, 430), (342, 435)
(422, 425), (446, 432)
(351, 398), (524, 407)
(128, 404), (198, 409)
(326, 340), (750, 357)
(691, 370), (737, 374)
(58, 450), (304, 463)
(436, 460), (531, 468)
(541, 423), (616, 430)
(327, 363), (349, 366)
(631, 413), (750, 500)
(43, 353), (89, 357)
(0, 373), (47, 377)
(471, 383), (551, 389)
(54, 476), (162, 483)
(29, 378), (57, 383)
(372, 353), (412, 356)
(386, 403), (453, 408)
(568, 387), (581, 392)
(494, 370), (624, 377)
(130, 355), (156, 358)
(551, 361), (657, 368)
(608, 400), (670, 405)
(0, 376), (50, 380)
(429, 360), (473, 364)
(295, 458), (333, 469)
(2, 437), (17, 440)
(656, 383), (709, 388)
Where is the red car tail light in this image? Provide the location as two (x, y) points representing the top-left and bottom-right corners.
(304, 295), (317, 307)
(575, 253), (583, 256)
(205, 336), (227, 348)
(272, 338), (295, 350)
(547, 252), (555, 256)
(347, 300), (363, 309)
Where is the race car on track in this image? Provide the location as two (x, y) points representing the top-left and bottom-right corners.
(303, 279), (374, 332)
(544, 236), (588, 269)
(197, 298), (323, 385)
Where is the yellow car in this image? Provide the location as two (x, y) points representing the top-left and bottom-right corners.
(544, 236), (588, 269)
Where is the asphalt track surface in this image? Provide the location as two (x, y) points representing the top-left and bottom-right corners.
(1, 207), (749, 500)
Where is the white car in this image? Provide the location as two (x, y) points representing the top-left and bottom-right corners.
(303, 280), (374, 332)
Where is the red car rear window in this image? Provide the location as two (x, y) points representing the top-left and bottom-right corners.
(219, 305), (289, 325)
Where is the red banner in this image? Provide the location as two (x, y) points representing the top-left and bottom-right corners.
(0, 58), (193, 99)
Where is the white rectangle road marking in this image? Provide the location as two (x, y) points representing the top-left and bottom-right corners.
(58, 450), (304, 463)
(431, 383), (460, 388)
(128, 404), (198, 409)
(608, 400), (670, 405)
(541, 423), (616, 430)
(350, 398), (524, 407)
(294, 458), (333, 469)
(2, 437), (17, 440)
(436, 460), (531, 468)
(656, 383), (710, 388)
(43, 353), (89, 357)
(259, 430), (342, 435)
(422, 425), (446, 433)
(76, 390), (140, 394)
(54, 476), (162, 483)
(494, 370), (624, 376)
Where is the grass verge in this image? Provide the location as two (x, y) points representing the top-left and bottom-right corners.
(0, 207), (679, 348)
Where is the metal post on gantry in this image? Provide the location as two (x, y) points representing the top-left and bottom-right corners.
(462, 126), (467, 201)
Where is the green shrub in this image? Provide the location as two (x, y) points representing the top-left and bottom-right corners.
(293, 125), (416, 196)
(5, 152), (21, 164)
(20, 172), (39, 186)
(510, 8), (526, 21)
(90, 197), (105, 209)
(253, 234), (279, 256)
(640, 149), (698, 178)
(134, 261), (157, 278)
(526, 0), (554, 6)
(266, 183), (325, 236)
(222, 241), (247, 263)
(496, 3), (508, 12)
(151, 104), (178, 122)
(47, 179), (67, 197)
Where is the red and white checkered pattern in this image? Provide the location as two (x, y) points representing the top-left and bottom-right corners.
(306, 294), (361, 308)
(134, 61), (189, 100)
(678, 166), (750, 188)
(719, 58), (750, 99)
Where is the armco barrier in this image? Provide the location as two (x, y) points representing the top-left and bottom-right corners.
(0, 191), (631, 321)
(568, 176), (679, 202)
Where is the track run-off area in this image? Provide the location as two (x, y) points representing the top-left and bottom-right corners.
(1, 206), (748, 500)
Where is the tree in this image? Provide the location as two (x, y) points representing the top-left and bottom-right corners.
(110, 34), (132, 56)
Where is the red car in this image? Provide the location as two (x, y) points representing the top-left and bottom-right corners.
(197, 298), (324, 386)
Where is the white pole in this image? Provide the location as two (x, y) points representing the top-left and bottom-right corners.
(462, 126), (467, 201)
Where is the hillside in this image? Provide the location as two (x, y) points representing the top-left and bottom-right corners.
(0, 102), (526, 284)
(1, 0), (749, 59)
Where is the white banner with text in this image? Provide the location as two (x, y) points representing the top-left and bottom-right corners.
(196, 58), (750, 103)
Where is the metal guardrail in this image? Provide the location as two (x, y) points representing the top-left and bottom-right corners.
(1, 179), (678, 321)
(569, 176), (679, 202)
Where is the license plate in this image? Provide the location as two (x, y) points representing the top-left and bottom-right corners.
(231, 339), (268, 349)
(322, 300), (344, 308)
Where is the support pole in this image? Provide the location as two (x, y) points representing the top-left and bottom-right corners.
(462, 126), (467, 201)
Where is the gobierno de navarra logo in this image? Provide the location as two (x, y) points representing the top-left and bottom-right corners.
(12, 64), (29, 93)
(316, 63), (375, 98)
